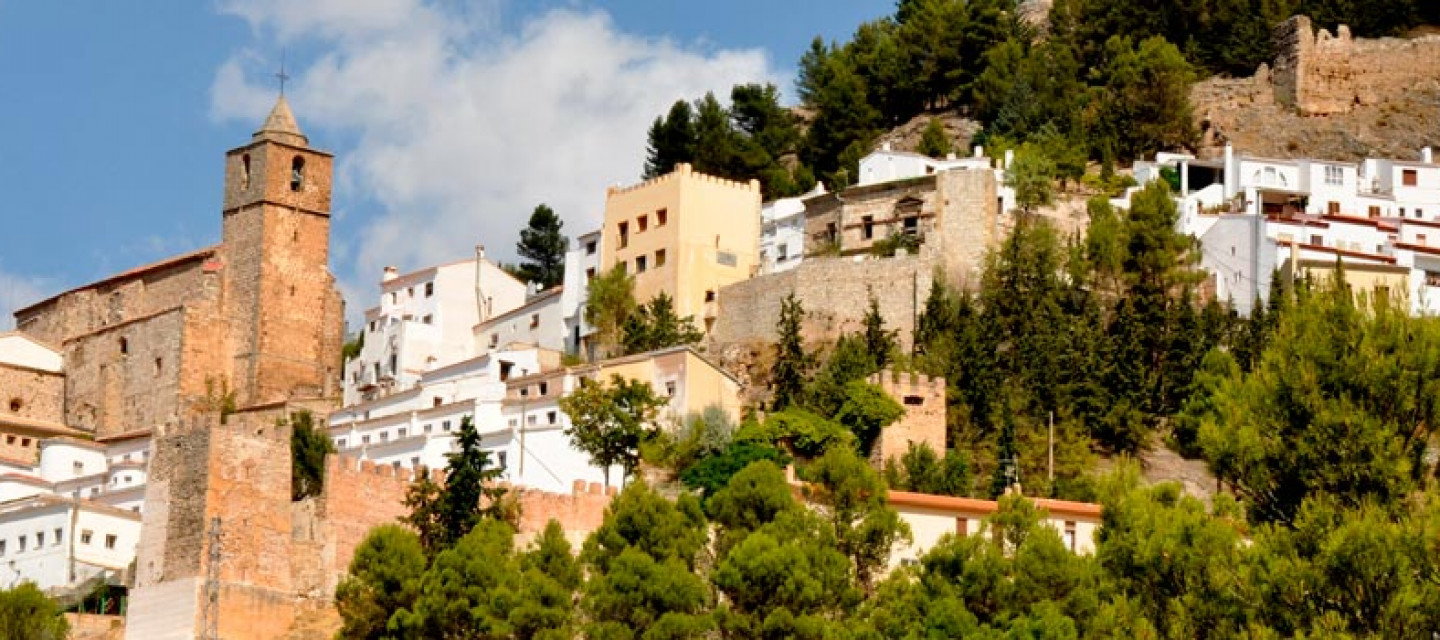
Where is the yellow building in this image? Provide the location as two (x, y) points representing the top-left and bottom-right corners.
(597, 345), (743, 424)
(601, 163), (762, 331)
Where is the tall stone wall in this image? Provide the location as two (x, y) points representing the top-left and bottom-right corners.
(933, 168), (1001, 288)
(1272, 15), (1440, 116)
(869, 370), (947, 465)
(710, 254), (936, 352)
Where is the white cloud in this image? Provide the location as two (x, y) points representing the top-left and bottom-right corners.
(0, 266), (50, 331)
(212, 1), (778, 318)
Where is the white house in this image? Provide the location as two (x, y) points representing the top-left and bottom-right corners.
(1128, 145), (1440, 315)
(759, 185), (822, 275)
(344, 249), (529, 406)
(473, 287), (570, 356)
(560, 230), (604, 357)
(857, 144), (1017, 215)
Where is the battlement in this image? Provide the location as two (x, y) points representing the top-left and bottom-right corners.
(1272, 15), (1440, 116)
(606, 163), (761, 197)
(869, 369), (946, 399)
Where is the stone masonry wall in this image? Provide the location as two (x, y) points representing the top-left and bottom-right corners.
(711, 254), (936, 352)
(869, 369), (947, 466)
(0, 364), (63, 424)
(933, 168), (1001, 289)
(1272, 15), (1440, 116)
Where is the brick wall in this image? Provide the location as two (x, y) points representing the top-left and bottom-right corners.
(869, 369), (947, 466)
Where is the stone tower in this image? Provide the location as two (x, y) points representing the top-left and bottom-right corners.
(220, 96), (344, 408)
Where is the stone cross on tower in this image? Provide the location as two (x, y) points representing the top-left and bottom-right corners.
(275, 52), (290, 95)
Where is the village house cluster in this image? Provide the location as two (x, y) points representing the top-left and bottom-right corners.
(1, 85), (1436, 636)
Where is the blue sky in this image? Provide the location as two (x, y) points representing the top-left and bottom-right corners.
(0, 0), (891, 327)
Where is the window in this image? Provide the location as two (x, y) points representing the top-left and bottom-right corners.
(585, 240), (597, 255)
(1369, 205), (1381, 218)
(36, 532), (44, 547)
(241, 154), (251, 188)
(497, 451), (508, 469)
(8, 398), (20, 412)
(777, 243), (788, 261)
(422, 314), (433, 325)
(407, 287), (414, 298)
(665, 381), (676, 397)
(105, 534), (117, 550)
(380, 431), (389, 442)
(1324, 165), (1343, 186)
(618, 221), (629, 249)
(1403, 169), (1418, 187)
(1327, 201), (1340, 215)
(655, 249), (667, 267)
(154, 357), (163, 376)
(547, 410), (558, 424)
(4, 436), (11, 445)
(903, 216), (919, 235)
(119, 337), (129, 355)
(53, 528), (63, 544)
(398, 427), (407, 438)
(1310, 234), (1323, 246)
(539, 381), (548, 395)
(904, 395), (924, 406)
(20, 438), (28, 447)
(956, 518), (968, 536)
(490, 333), (499, 348)
(635, 255), (648, 273)
(443, 420), (452, 432)
(638, 214), (649, 232)
(657, 208), (668, 226)
(509, 418), (518, 427)
(705, 290), (716, 303)
(362, 435), (371, 445)
(862, 215), (875, 240)
(18, 536), (25, 552)
(1419, 234), (1428, 245)
(425, 282), (434, 297)
(716, 251), (737, 267)
(527, 415), (537, 425)
(585, 267), (596, 281)
(74, 461), (84, 474)
(336, 438), (346, 448)
(1426, 271), (1440, 287)
(530, 314), (540, 329)
(1063, 521), (1077, 552)
(291, 156), (305, 191)
(826, 222), (838, 244)
(1, 540), (7, 555)
(81, 530), (92, 545)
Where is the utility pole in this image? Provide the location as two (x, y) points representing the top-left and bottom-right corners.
(1048, 411), (1055, 483)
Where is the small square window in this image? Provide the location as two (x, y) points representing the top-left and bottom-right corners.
(656, 208), (668, 226)
(665, 381), (676, 396)
(443, 420), (452, 432)
(362, 435), (371, 445)
(655, 249), (666, 267)
(423, 424), (432, 433)
(585, 240), (597, 255)
(398, 428), (407, 438)
(1403, 169), (1418, 187)
(336, 438), (346, 448)
(638, 215), (649, 232)
(422, 314), (433, 324)
(380, 431), (389, 442)
(73, 461), (84, 474)
(527, 415), (537, 425)
(586, 267), (596, 281)
(81, 530), (92, 545)
(635, 255), (648, 273)
(105, 534), (117, 550)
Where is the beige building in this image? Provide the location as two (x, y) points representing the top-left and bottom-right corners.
(887, 491), (1103, 569)
(600, 164), (762, 332)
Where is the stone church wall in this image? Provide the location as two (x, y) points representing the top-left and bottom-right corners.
(0, 364), (64, 425)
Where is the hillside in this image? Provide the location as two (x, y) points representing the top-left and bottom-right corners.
(1191, 18), (1440, 161)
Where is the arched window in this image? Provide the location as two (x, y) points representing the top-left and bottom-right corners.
(241, 154), (251, 189)
(290, 156), (305, 192)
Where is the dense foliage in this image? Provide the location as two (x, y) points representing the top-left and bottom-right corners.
(287, 410), (334, 501)
(559, 374), (668, 486)
(620, 292), (704, 355)
(0, 584), (68, 640)
(401, 415), (510, 553)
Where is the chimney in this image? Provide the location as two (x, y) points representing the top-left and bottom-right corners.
(1224, 144), (1237, 200)
(973, 145), (984, 158)
(382, 266), (398, 283)
(1004, 149), (1015, 170)
(881, 141), (892, 152)
(1424, 147), (1434, 164)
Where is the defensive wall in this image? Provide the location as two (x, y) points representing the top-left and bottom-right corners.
(125, 410), (616, 640)
(711, 253), (936, 353)
(1272, 15), (1440, 116)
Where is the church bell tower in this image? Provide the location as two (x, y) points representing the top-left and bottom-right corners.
(219, 95), (343, 408)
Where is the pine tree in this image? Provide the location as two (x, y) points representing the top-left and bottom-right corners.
(916, 118), (952, 159)
(861, 291), (897, 369)
(771, 293), (810, 411)
(515, 203), (567, 289)
(644, 100), (695, 179)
